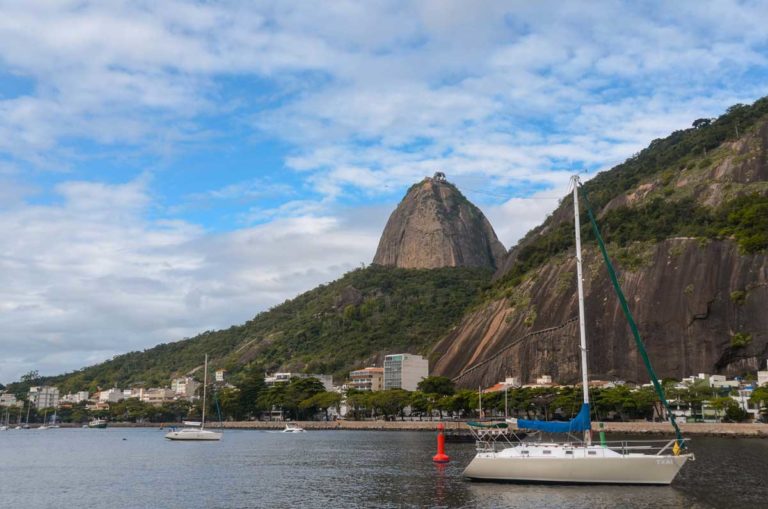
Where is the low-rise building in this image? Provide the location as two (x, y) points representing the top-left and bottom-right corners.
(731, 388), (761, 421)
(383, 354), (428, 391)
(535, 375), (553, 386)
(136, 388), (175, 406)
(171, 377), (200, 400)
(349, 367), (384, 391)
(708, 375), (739, 389)
(757, 360), (768, 387)
(61, 391), (91, 404)
(97, 388), (125, 403)
(28, 386), (59, 408)
(0, 392), (23, 407)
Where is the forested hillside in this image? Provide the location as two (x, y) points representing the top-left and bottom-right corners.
(44, 266), (491, 393)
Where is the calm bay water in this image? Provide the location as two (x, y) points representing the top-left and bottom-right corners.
(1, 428), (766, 508)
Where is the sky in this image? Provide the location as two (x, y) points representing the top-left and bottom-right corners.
(1, 0), (767, 384)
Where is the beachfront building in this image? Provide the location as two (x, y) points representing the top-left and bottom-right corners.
(383, 354), (428, 391)
(349, 367), (384, 391)
(28, 386), (60, 408)
(265, 372), (334, 391)
(171, 376), (200, 400)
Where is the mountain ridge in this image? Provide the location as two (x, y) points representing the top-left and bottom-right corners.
(433, 98), (768, 387)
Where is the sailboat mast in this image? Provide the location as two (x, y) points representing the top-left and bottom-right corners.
(572, 176), (590, 407)
(202, 354), (208, 430)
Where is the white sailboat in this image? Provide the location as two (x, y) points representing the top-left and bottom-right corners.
(165, 354), (222, 441)
(463, 175), (694, 484)
(37, 408), (50, 430)
(0, 408), (9, 430)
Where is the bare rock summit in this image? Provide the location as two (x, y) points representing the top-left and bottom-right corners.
(373, 173), (507, 270)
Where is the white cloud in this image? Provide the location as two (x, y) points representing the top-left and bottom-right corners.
(0, 178), (381, 382)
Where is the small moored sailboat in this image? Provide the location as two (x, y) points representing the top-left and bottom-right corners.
(463, 176), (694, 484)
(165, 355), (222, 441)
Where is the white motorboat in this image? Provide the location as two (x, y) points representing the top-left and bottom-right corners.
(87, 418), (108, 429)
(165, 355), (222, 442)
(280, 422), (306, 433)
(463, 176), (693, 485)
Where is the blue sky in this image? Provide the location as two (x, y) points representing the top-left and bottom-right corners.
(1, 0), (767, 383)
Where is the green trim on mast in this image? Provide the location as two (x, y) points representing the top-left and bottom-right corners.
(579, 184), (686, 450)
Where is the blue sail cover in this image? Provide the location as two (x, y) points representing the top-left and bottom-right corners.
(516, 403), (591, 433)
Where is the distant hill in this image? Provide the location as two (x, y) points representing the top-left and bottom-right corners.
(44, 265), (492, 394)
(433, 97), (768, 388)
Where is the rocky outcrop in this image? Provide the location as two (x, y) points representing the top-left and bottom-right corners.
(432, 239), (768, 387)
(373, 175), (507, 269)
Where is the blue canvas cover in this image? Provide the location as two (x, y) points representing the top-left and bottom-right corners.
(516, 403), (591, 433)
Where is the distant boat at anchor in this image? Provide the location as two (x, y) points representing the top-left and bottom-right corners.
(165, 354), (222, 441)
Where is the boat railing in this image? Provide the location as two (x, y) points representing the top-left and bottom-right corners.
(473, 436), (693, 456)
(599, 438), (692, 456)
(467, 421), (525, 451)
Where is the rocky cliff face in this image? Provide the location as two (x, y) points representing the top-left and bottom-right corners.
(432, 239), (768, 387)
(373, 175), (507, 270)
(432, 103), (768, 387)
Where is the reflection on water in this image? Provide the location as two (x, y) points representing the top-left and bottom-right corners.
(0, 429), (765, 508)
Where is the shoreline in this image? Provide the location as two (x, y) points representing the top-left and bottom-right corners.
(93, 420), (768, 437)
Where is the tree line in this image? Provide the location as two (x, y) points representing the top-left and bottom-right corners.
(3, 374), (765, 424)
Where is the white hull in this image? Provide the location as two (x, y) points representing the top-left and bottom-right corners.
(281, 423), (305, 433)
(165, 429), (222, 441)
(464, 446), (692, 484)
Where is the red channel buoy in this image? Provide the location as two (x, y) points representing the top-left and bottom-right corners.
(432, 423), (450, 463)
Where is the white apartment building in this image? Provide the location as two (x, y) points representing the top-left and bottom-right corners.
(383, 354), (428, 391)
(28, 386), (60, 408)
(708, 374), (739, 389)
(61, 391), (91, 404)
(171, 377), (201, 400)
(97, 388), (126, 403)
(215, 369), (226, 382)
